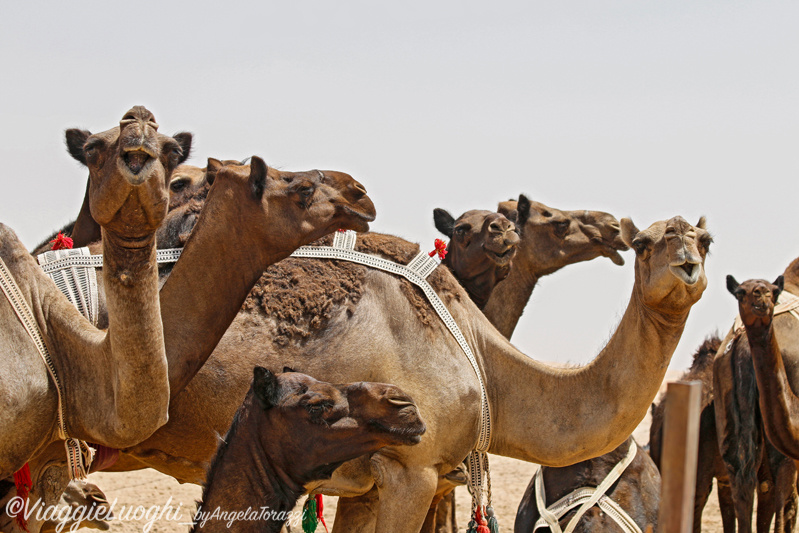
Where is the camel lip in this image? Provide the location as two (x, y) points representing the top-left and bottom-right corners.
(118, 150), (156, 184)
(484, 246), (516, 265)
(669, 262), (701, 285)
(337, 204), (376, 229)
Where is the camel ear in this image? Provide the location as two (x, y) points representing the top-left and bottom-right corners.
(205, 158), (223, 185)
(774, 275), (785, 301)
(253, 366), (280, 409)
(172, 132), (193, 165)
(726, 275), (741, 297)
(620, 218), (640, 248)
(504, 209), (519, 225)
(65, 129), (91, 166)
(249, 156), (268, 200)
(433, 209), (455, 238)
(516, 195), (532, 228)
(696, 216), (707, 230)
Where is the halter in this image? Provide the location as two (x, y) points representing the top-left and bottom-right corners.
(533, 440), (641, 533)
(0, 257), (94, 481)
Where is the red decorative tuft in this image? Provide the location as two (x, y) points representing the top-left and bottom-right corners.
(429, 238), (447, 260)
(337, 229), (347, 233)
(13, 463), (31, 531)
(316, 494), (328, 533)
(50, 232), (74, 251)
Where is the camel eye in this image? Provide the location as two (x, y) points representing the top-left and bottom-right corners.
(553, 220), (570, 236)
(170, 179), (189, 192)
(632, 239), (649, 256)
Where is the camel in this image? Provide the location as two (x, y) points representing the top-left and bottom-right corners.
(1, 155), (378, 532)
(482, 196), (628, 338)
(713, 273), (799, 533)
(0, 106), (190, 528)
(514, 436), (660, 532)
(433, 208), (519, 309)
(193, 368), (426, 533)
(104, 213), (709, 533)
(39, 481), (112, 533)
(729, 275), (799, 462)
(649, 336), (735, 533)
(30, 127), (193, 254)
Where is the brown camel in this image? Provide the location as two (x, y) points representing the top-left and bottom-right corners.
(433, 208), (519, 309)
(713, 273), (799, 533)
(193, 368), (426, 533)
(482, 196), (628, 338)
(107, 214), (708, 533)
(649, 336), (736, 533)
(514, 436), (659, 533)
(429, 199), (627, 532)
(0, 107), (188, 529)
(2, 156), (377, 532)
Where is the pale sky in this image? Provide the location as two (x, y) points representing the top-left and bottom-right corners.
(1, 1), (797, 369)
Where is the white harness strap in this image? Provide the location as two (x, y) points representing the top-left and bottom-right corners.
(291, 231), (494, 510)
(0, 257), (94, 480)
(533, 440), (641, 533)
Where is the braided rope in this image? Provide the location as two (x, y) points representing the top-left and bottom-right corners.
(0, 257), (94, 479)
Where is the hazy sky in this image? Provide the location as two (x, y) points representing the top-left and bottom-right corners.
(2, 1), (797, 369)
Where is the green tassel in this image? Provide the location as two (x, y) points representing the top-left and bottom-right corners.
(302, 496), (318, 533)
(488, 516), (499, 533)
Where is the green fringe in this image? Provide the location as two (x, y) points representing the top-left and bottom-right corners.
(302, 496), (318, 533)
(488, 515), (499, 533)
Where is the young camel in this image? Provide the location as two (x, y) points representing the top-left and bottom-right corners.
(110, 213), (709, 533)
(712, 273), (799, 533)
(0, 106), (188, 529)
(193, 368), (426, 533)
(3, 157), (377, 532)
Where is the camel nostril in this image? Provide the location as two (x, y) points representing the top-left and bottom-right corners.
(352, 182), (367, 197)
(489, 223), (502, 233)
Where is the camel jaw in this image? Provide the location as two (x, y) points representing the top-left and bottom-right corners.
(669, 262), (701, 285)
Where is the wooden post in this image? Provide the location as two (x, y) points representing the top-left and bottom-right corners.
(657, 380), (702, 533)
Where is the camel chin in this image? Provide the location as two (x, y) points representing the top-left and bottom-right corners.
(609, 250), (625, 266)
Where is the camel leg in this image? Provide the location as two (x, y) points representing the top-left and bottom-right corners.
(716, 475), (736, 533)
(373, 461), (438, 533)
(331, 487), (379, 533)
(756, 455), (776, 533)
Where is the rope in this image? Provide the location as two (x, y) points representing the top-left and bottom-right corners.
(290, 231), (494, 511)
(533, 440), (641, 533)
(0, 257), (94, 479)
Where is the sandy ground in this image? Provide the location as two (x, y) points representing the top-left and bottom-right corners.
(75, 371), (726, 533)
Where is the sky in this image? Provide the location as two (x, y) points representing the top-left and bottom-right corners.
(1, 1), (798, 370)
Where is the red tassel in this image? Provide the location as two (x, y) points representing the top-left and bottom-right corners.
(13, 463), (31, 532)
(429, 238), (447, 259)
(315, 494), (328, 533)
(473, 506), (489, 533)
(50, 232), (74, 251)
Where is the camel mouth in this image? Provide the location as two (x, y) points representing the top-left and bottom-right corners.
(337, 204), (376, 232)
(119, 148), (155, 183)
(669, 262), (701, 285)
(485, 246), (517, 265)
(369, 415), (426, 445)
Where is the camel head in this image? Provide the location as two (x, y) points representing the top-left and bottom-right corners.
(621, 216), (711, 314)
(65, 106), (192, 243)
(727, 275), (784, 329)
(497, 195), (629, 277)
(168, 164), (206, 210)
(203, 157), (375, 248)
(433, 208), (519, 304)
(249, 367), (425, 483)
(39, 480), (112, 533)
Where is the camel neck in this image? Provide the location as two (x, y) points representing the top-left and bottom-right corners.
(481, 286), (687, 466)
(482, 255), (539, 337)
(195, 400), (303, 533)
(158, 183), (284, 398)
(744, 319), (799, 459)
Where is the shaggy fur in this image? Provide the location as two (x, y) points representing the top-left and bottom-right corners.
(242, 232), (463, 345)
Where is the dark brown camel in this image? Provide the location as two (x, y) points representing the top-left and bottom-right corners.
(712, 273), (799, 533)
(433, 208), (519, 309)
(649, 336), (736, 533)
(3, 156), (377, 533)
(193, 368), (426, 533)
(514, 437), (659, 533)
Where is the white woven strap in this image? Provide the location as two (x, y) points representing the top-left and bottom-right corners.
(0, 257), (94, 479)
(38, 247), (183, 274)
(37, 248), (99, 325)
(534, 440), (640, 533)
(291, 231), (493, 508)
